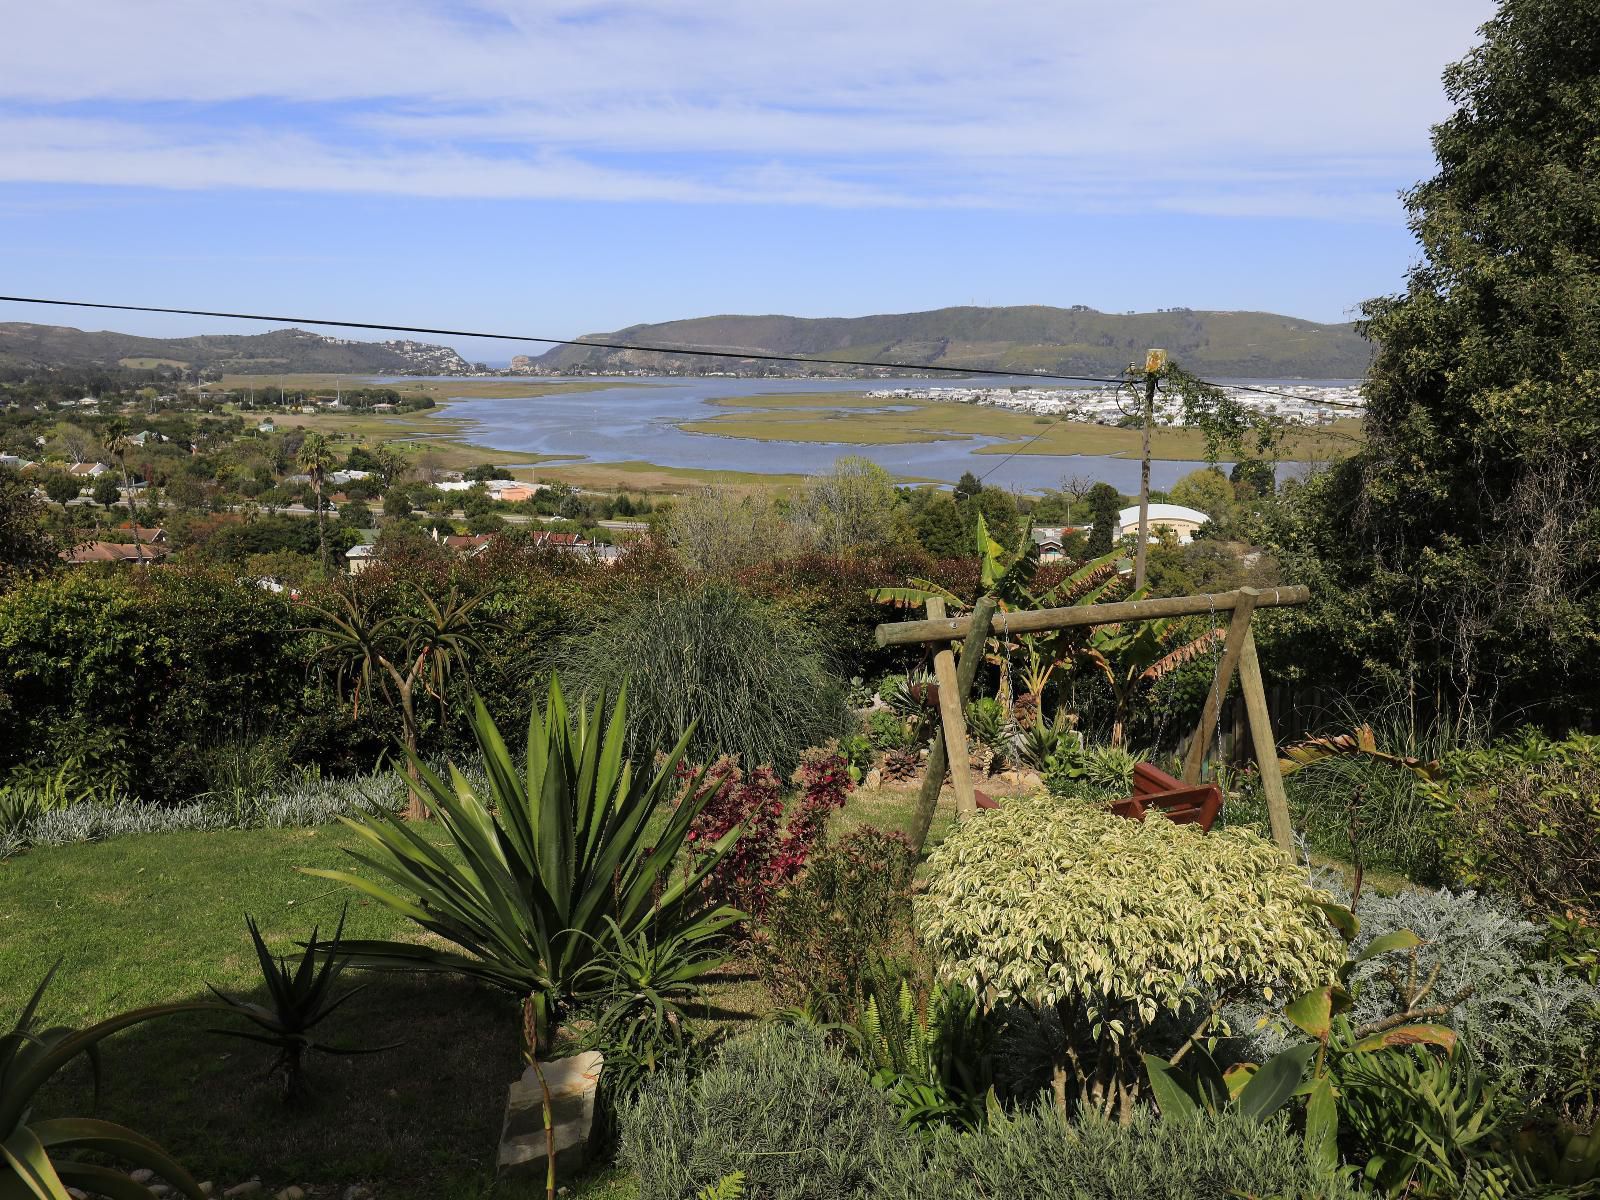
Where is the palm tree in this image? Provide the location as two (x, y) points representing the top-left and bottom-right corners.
(305, 585), (491, 819)
(101, 420), (144, 563)
(296, 432), (337, 572)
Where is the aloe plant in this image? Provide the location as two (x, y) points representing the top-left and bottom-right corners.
(207, 906), (397, 1103)
(302, 677), (744, 1053)
(2, 964), (213, 1200)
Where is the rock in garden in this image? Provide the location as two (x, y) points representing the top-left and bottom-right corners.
(130, 1170), (156, 1185)
(198, 1185), (215, 1198)
(223, 1182), (263, 1198)
(273, 1187), (305, 1200)
(498, 1051), (603, 1181)
(864, 767), (882, 790)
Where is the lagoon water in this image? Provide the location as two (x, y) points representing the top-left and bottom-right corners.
(425, 374), (1322, 492)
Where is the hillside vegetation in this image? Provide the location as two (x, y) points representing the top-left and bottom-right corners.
(537, 305), (1373, 378)
(0, 322), (472, 375)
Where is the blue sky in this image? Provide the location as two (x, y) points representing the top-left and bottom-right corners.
(0, 1), (1494, 364)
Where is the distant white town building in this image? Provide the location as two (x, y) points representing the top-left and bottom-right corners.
(1118, 503), (1210, 545)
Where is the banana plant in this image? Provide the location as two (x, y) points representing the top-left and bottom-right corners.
(1277, 725), (1443, 780)
(301, 677), (745, 1055)
(3, 964), (217, 1200)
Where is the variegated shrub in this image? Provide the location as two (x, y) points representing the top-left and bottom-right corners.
(916, 794), (1343, 1120)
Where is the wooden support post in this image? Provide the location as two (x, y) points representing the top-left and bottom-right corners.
(909, 595), (996, 851)
(1238, 627), (1295, 854)
(1181, 588), (1260, 785)
(928, 597), (977, 818)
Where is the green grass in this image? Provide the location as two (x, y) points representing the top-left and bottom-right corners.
(683, 392), (1364, 461)
(0, 789), (949, 1200)
(0, 779), (1392, 1199)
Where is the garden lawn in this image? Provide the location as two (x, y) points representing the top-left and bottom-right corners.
(0, 787), (944, 1200)
(0, 824), (633, 1199)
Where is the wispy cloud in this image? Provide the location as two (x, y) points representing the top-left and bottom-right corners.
(0, 0), (1494, 217)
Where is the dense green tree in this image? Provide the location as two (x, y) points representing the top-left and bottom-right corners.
(1229, 459), (1276, 498)
(1086, 483), (1123, 555)
(1167, 468), (1236, 522)
(912, 493), (969, 557)
(952, 471), (983, 504)
(382, 487), (413, 520)
(337, 498), (374, 530)
(91, 473), (120, 511)
(1277, 0), (1600, 725)
(42, 472), (81, 505)
(0, 467), (57, 591)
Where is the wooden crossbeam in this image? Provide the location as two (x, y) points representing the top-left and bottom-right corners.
(874, 585), (1309, 648)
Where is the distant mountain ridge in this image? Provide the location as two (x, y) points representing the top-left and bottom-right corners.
(534, 305), (1373, 379)
(0, 323), (472, 375)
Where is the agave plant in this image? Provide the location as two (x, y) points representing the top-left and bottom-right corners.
(576, 916), (725, 1096)
(302, 677), (744, 1054)
(207, 906), (396, 1103)
(2, 964), (213, 1200)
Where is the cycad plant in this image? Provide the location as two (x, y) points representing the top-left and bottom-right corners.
(302, 678), (744, 1054)
(3, 965), (213, 1200)
(207, 906), (396, 1104)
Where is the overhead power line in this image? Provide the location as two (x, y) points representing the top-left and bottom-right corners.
(0, 294), (1366, 407)
(0, 293), (1364, 487)
(0, 295), (1130, 386)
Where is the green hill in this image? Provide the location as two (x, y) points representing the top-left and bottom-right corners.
(0, 323), (472, 375)
(535, 305), (1372, 378)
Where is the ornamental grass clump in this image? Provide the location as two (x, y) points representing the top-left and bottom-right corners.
(917, 794), (1344, 1120)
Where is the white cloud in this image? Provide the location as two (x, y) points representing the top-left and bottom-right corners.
(0, 0), (1496, 216)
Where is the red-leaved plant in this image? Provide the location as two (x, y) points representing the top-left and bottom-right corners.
(675, 743), (853, 919)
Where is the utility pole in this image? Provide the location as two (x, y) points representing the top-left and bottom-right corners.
(1133, 348), (1166, 591)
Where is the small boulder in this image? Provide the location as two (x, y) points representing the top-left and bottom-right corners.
(499, 1051), (603, 1181)
(130, 1170), (156, 1185)
(223, 1181), (263, 1198)
(864, 768), (883, 790)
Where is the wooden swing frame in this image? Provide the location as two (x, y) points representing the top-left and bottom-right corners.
(873, 584), (1309, 853)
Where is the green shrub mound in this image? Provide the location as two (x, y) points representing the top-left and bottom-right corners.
(1437, 731), (1600, 925)
(917, 794), (1344, 1020)
(556, 582), (852, 772)
(620, 1023), (901, 1200)
(868, 1107), (1360, 1200)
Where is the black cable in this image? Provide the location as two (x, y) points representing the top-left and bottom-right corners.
(0, 293), (1364, 481)
(1210, 379), (1365, 410)
(0, 294), (1129, 386)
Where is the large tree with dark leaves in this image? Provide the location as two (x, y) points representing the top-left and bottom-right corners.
(0, 467), (57, 593)
(1278, 0), (1600, 727)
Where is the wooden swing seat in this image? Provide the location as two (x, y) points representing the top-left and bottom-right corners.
(974, 761), (1222, 833)
(1109, 761), (1223, 832)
